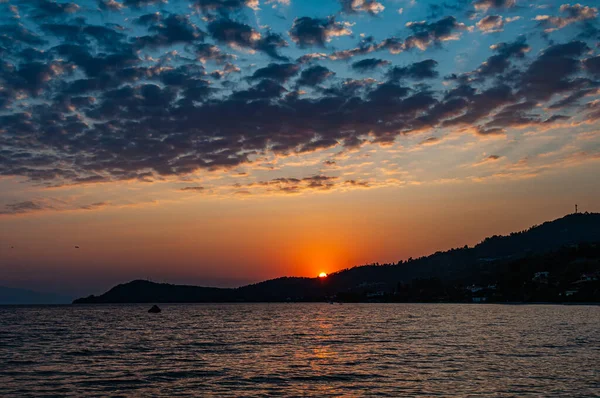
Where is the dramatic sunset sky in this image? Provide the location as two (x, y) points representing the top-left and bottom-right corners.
(0, 0), (599, 296)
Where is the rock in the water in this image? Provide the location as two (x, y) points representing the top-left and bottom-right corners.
(148, 305), (161, 313)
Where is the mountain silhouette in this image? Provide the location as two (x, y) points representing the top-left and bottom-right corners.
(74, 213), (600, 304)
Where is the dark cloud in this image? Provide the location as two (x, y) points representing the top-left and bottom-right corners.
(135, 14), (205, 49)
(476, 127), (506, 136)
(542, 40), (589, 57)
(366, 83), (410, 102)
(320, 77), (377, 97)
(231, 79), (287, 100)
(549, 88), (597, 109)
(122, 0), (165, 8)
(583, 55), (600, 76)
(208, 19), (287, 59)
(476, 36), (530, 77)
(250, 63), (300, 82)
(253, 31), (289, 61)
(196, 43), (233, 64)
(387, 59), (438, 80)
(134, 12), (163, 26)
(577, 20), (600, 40)
(252, 175), (339, 193)
(180, 186), (205, 192)
(418, 97), (470, 127)
(351, 58), (391, 72)
(344, 179), (370, 187)
(543, 114), (570, 124)
(17, 48), (51, 61)
(79, 202), (109, 210)
(297, 137), (339, 154)
(158, 64), (206, 86)
(585, 100), (600, 121)
(31, 0), (79, 20)
(98, 0), (124, 11)
(0, 201), (46, 215)
(420, 137), (440, 145)
(208, 18), (257, 47)
(1, 60), (75, 96)
(329, 36), (383, 60)
(41, 23), (127, 51)
(289, 16), (352, 48)
(481, 100), (542, 130)
(518, 41), (590, 101)
(443, 84), (514, 128)
(405, 16), (467, 50)
(443, 86), (475, 102)
(0, 24), (46, 47)
(52, 43), (139, 79)
(375, 37), (405, 55)
(296, 53), (328, 63)
(191, 0), (254, 15)
(296, 65), (335, 86)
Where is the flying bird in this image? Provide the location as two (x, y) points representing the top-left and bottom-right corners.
(74, 246), (80, 249)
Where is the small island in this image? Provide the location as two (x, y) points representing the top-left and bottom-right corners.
(148, 305), (161, 313)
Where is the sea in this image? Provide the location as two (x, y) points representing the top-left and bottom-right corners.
(0, 303), (598, 397)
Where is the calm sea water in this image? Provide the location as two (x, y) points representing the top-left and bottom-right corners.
(0, 304), (598, 397)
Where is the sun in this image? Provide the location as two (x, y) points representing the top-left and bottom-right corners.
(318, 272), (328, 278)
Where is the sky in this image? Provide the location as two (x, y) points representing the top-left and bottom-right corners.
(0, 0), (599, 296)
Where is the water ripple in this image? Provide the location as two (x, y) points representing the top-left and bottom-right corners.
(0, 303), (599, 397)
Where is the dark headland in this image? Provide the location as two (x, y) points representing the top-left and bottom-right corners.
(74, 213), (600, 304)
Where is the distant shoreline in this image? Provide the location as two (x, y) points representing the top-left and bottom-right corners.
(72, 214), (600, 305)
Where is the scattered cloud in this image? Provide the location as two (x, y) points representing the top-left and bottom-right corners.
(405, 16), (468, 50)
(340, 0), (385, 15)
(296, 65), (335, 86)
(387, 59), (439, 80)
(180, 186), (206, 192)
(535, 4), (598, 33)
(473, 0), (516, 12)
(289, 16), (353, 48)
(477, 15), (504, 33)
(351, 58), (391, 72)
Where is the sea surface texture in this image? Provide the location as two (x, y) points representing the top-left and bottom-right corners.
(0, 304), (598, 397)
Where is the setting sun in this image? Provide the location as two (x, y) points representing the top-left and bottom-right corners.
(318, 272), (328, 278)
